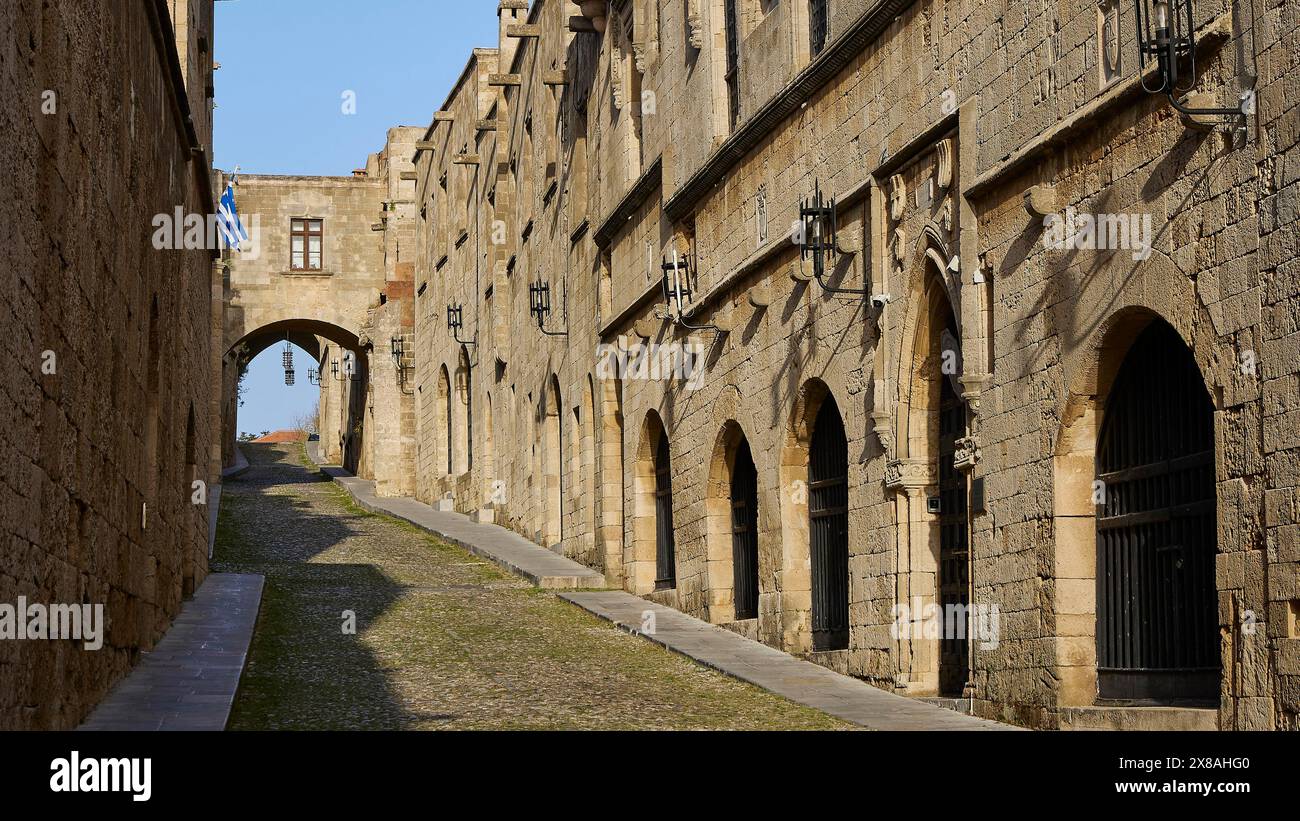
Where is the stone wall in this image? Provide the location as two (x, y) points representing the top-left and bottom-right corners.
(0, 0), (216, 729)
(403, 0), (1299, 730)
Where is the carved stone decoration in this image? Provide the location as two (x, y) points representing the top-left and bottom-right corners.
(938, 196), (953, 237)
(885, 458), (936, 492)
(889, 174), (907, 221)
(1098, 0), (1121, 85)
(934, 138), (954, 191)
(891, 226), (908, 266)
(870, 410), (895, 461)
(611, 26), (625, 111)
(686, 0), (705, 49)
(632, 0), (659, 71)
(952, 436), (981, 472)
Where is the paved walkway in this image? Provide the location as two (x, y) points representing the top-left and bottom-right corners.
(312, 451), (606, 589)
(562, 592), (1013, 731)
(213, 443), (850, 729)
(313, 446), (1011, 730)
(79, 573), (264, 731)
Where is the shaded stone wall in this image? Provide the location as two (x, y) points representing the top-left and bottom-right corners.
(0, 0), (216, 729)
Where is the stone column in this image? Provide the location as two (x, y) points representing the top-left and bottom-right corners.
(887, 458), (940, 695)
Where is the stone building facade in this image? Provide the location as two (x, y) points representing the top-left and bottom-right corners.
(0, 0), (218, 729)
(221, 126), (421, 493)
(395, 0), (1300, 730)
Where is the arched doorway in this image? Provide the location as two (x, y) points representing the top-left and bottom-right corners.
(938, 370), (970, 696)
(809, 396), (848, 651)
(600, 377), (626, 585)
(890, 252), (969, 696)
(454, 346), (472, 475)
(653, 431), (676, 590)
(1096, 320), (1217, 703)
(730, 437), (759, 621)
(436, 365), (451, 477)
(224, 318), (362, 470)
(541, 376), (563, 548)
(483, 393), (495, 505)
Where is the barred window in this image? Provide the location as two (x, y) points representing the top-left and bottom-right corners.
(724, 0), (741, 131)
(810, 0), (829, 57)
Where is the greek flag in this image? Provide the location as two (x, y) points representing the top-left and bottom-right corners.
(216, 178), (249, 250)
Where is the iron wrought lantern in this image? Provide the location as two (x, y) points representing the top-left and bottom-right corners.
(1134, 0), (1247, 120)
(446, 303), (474, 345)
(799, 181), (838, 281)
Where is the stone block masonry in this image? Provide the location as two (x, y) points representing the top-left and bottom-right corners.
(393, 0), (1300, 730)
(0, 0), (218, 729)
(217, 0), (1300, 731)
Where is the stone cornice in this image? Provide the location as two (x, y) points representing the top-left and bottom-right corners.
(592, 156), (663, 249)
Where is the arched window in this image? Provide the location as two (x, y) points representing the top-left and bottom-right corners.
(454, 346), (471, 475)
(809, 0), (829, 56)
(809, 396), (848, 651)
(437, 365), (451, 477)
(541, 377), (563, 547)
(654, 430), (676, 590)
(730, 437), (759, 620)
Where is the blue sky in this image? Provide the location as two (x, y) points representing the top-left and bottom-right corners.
(216, 0), (499, 435)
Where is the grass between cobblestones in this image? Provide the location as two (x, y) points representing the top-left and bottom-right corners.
(214, 443), (853, 730)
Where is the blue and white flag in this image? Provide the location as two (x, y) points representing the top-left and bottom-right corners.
(216, 177), (249, 250)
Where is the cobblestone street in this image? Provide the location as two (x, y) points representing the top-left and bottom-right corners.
(213, 444), (850, 730)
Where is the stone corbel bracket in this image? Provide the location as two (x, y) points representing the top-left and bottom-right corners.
(1023, 184), (1059, 219)
(870, 409), (894, 461)
(953, 372), (991, 472)
(573, 0), (608, 33)
(686, 0), (704, 49)
(632, 0), (659, 71)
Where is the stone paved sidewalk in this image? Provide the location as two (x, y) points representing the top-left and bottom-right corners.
(79, 573), (264, 731)
(319, 466), (606, 589)
(562, 592), (1016, 731)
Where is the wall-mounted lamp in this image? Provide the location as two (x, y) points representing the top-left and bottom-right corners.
(1134, 0), (1247, 122)
(331, 356), (361, 383)
(799, 181), (867, 296)
(661, 250), (694, 316)
(661, 249), (725, 333)
(446, 303), (475, 346)
(529, 279), (567, 336)
(389, 336), (414, 392)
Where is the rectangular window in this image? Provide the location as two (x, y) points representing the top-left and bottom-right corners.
(809, 0), (829, 57)
(290, 218), (323, 271)
(724, 0), (741, 131)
